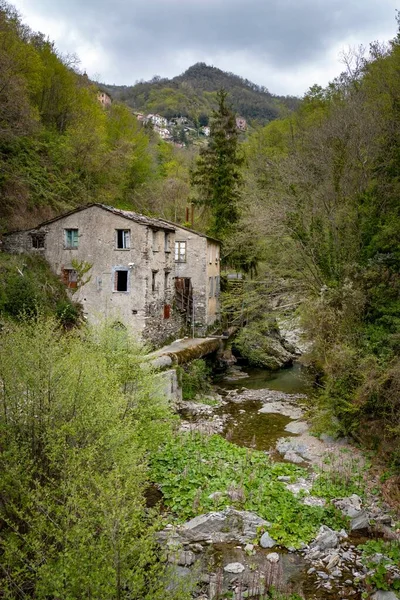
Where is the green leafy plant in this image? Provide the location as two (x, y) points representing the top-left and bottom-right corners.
(359, 539), (400, 592)
(178, 358), (212, 400)
(151, 432), (346, 548)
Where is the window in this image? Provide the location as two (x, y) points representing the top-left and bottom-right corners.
(65, 229), (79, 248)
(114, 269), (128, 292)
(209, 276), (214, 298)
(116, 229), (130, 249)
(215, 276), (220, 296)
(62, 268), (78, 289)
(215, 246), (220, 263)
(164, 271), (170, 290)
(164, 232), (171, 252)
(152, 229), (159, 251)
(175, 241), (186, 263)
(208, 244), (213, 264)
(31, 233), (45, 249)
(151, 270), (158, 293)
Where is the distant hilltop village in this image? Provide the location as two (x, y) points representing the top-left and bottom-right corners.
(95, 88), (247, 145)
(135, 113), (247, 143)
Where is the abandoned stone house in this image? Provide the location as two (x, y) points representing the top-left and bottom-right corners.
(2, 204), (221, 345)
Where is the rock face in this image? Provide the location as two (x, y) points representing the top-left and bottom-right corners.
(333, 495), (370, 531)
(233, 320), (295, 370)
(159, 508), (269, 545)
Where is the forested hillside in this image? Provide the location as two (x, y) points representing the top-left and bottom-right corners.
(226, 39), (400, 470)
(102, 62), (299, 124)
(0, 1), (196, 232)
(1, 0), (400, 471)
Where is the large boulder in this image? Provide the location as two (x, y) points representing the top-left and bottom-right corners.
(158, 508), (269, 545)
(234, 320), (295, 370)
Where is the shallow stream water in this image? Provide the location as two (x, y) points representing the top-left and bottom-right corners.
(214, 362), (312, 451)
(174, 362), (380, 599)
(207, 363), (366, 600)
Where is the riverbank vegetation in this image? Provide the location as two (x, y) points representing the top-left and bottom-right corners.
(221, 33), (400, 473)
(151, 432), (346, 548)
(0, 317), (191, 599)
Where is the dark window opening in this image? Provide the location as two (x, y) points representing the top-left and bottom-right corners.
(152, 270), (158, 293)
(114, 270), (128, 292)
(116, 229), (130, 249)
(31, 233), (45, 249)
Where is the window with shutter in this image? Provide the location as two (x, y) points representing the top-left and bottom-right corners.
(65, 229), (79, 248)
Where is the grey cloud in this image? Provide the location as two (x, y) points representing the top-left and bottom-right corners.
(13, 0), (398, 91)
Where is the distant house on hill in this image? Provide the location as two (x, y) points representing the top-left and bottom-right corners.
(236, 117), (247, 131)
(3, 204), (221, 344)
(147, 114), (168, 127)
(154, 126), (172, 140)
(98, 90), (112, 108)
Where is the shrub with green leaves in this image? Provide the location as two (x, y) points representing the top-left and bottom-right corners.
(178, 358), (212, 400)
(0, 317), (188, 599)
(0, 253), (81, 326)
(359, 539), (400, 592)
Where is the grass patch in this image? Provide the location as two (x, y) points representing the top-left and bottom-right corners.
(151, 432), (346, 548)
(311, 451), (368, 499)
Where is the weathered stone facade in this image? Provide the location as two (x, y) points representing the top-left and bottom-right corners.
(163, 221), (221, 336)
(3, 204), (221, 345)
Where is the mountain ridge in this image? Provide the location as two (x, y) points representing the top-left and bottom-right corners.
(100, 62), (300, 125)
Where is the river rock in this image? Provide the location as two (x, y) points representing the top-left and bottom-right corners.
(310, 526), (339, 551)
(233, 320), (295, 370)
(334, 494), (362, 518)
(260, 532), (277, 548)
(284, 450), (305, 463)
(162, 508), (269, 545)
(224, 562), (245, 574)
(285, 477), (312, 495)
(168, 550), (196, 566)
(276, 438), (311, 460)
(303, 496), (326, 507)
(266, 552), (280, 563)
(371, 592), (399, 600)
(259, 402), (303, 420)
(285, 420), (309, 434)
(350, 511), (369, 531)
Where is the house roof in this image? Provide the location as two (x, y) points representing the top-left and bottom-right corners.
(3, 203), (176, 234)
(159, 218), (221, 244)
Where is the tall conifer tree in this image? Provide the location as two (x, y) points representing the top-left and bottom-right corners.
(191, 90), (243, 239)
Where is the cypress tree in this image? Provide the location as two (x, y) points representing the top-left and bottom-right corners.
(191, 89), (244, 239)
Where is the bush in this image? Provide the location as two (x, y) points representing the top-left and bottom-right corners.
(179, 358), (212, 400)
(0, 253), (81, 326)
(0, 317), (188, 599)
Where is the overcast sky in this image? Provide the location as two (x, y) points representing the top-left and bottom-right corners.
(11, 0), (399, 96)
